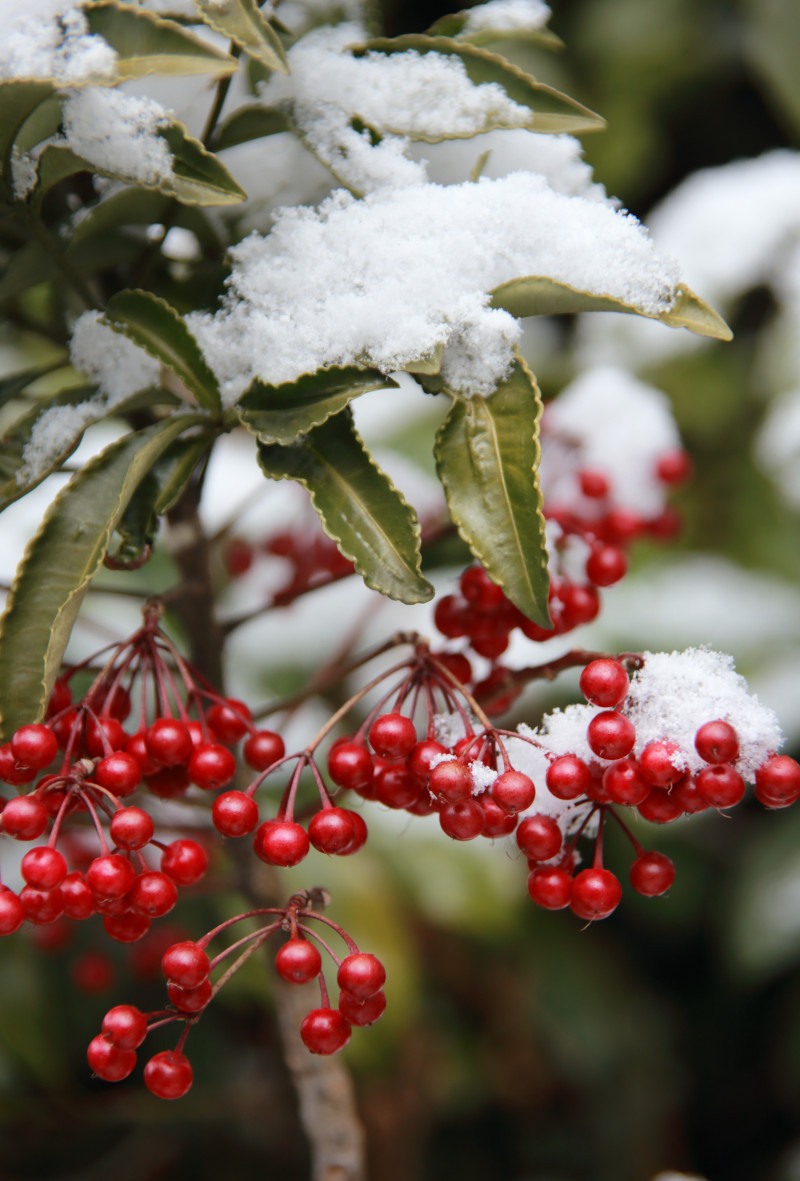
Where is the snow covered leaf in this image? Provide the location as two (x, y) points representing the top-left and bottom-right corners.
(256, 409), (433, 603)
(0, 414), (210, 737)
(212, 105), (290, 150)
(427, 9), (562, 50)
(355, 36), (603, 137)
(0, 82), (53, 178)
(159, 119), (246, 204)
(84, 2), (238, 79)
(489, 276), (733, 340)
(103, 290), (222, 413)
(238, 367), (399, 445)
(194, 0), (288, 72)
(434, 355), (550, 625)
(108, 434), (212, 565)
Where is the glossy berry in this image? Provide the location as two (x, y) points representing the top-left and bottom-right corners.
(87, 1034), (136, 1082)
(243, 729), (285, 772)
(638, 741), (684, 787)
(754, 755), (800, 809)
(374, 764), (420, 809)
(570, 868), (622, 921)
(0, 745), (37, 786)
(85, 716), (127, 758)
(546, 755), (591, 800)
(694, 765), (745, 809)
(694, 720), (739, 765)
(21, 846), (67, 891)
(585, 545), (627, 587)
(275, 939), (322, 984)
(527, 866), (572, 910)
(0, 888), (25, 935)
(212, 791), (260, 837)
(369, 713), (417, 760)
(480, 796), (518, 837)
(20, 884), (65, 924)
(579, 660), (629, 708)
(11, 724), (57, 770)
(103, 910), (151, 943)
(129, 872), (178, 917)
(253, 821), (309, 867)
(161, 839), (208, 885)
(162, 941), (210, 987)
(587, 712), (636, 760)
(168, 978), (212, 1013)
(95, 751), (142, 797)
(102, 1005), (148, 1050)
(145, 719), (193, 767)
(603, 758), (650, 806)
(301, 1008), (352, 1055)
(492, 770), (535, 814)
(439, 798), (484, 841)
(308, 808), (357, 855)
(408, 740), (448, 786)
(328, 743), (374, 791)
(337, 953), (386, 999)
(144, 1050), (193, 1099)
(207, 699), (251, 744)
(87, 854), (136, 901)
(110, 807), (154, 850)
(188, 743), (237, 791)
(637, 787), (683, 824)
(339, 989), (387, 1027)
(429, 760), (472, 802)
(2, 795), (48, 840)
(339, 810), (368, 855)
(61, 872), (96, 920)
(516, 814), (562, 862)
(630, 851), (676, 897)
(433, 594), (470, 638)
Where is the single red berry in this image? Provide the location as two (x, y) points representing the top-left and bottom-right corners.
(275, 938), (322, 984)
(429, 760), (472, 802)
(144, 1050), (193, 1099)
(327, 742), (374, 790)
(339, 810), (368, 855)
(2, 795), (48, 840)
(603, 758), (650, 806)
(129, 871), (178, 917)
(103, 910), (151, 943)
(337, 953), (386, 999)
(579, 660), (629, 708)
(20, 884), (65, 924)
(102, 1005), (148, 1050)
(673, 774), (709, 814)
(587, 712), (636, 760)
(162, 941), (210, 987)
(460, 565), (505, 610)
(95, 751), (142, 797)
(207, 699), (252, 744)
(339, 989), (386, 1027)
(161, 839), (208, 885)
(87, 1034), (136, 1082)
(11, 724), (57, 770)
(85, 716), (127, 758)
(87, 854), (136, 901)
(638, 741), (684, 787)
(408, 740), (449, 786)
(308, 807), (357, 855)
(570, 868), (622, 921)
(243, 729), (285, 772)
(188, 743), (237, 791)
(439, 798), (484, 841)
(0, 887), (25, 935)
(694, 720), (739, 765)
(480, 795), (518, 837)
(527, 866), (572, 910)
(694, 764), (745, 809)
(433, 595), (470, 638)
(754, 755), (800, 809)
(109, 807), (154, 851)
(253, 820), (309, 867)
(125, 731), (161, 777)
(578, 468), (610, 498)
(602, 509), (644, 544)
(470, 628), (511, 661)
(168, 977), (212, 1013)
(374, 764), (421, 809)
(637, 787), (683, 824)
(586, 545), (628, 587)
(145, 719), (193, 767)
(435, 652), (473, 686)
(630, 851), (676, 897)
(546, 755), (591, 800)
(301, 1008), (351, 1055)
(61, 872), (95, 919)
(656, 449), (692, 484)
(517, 814), (562, 861)
(492, 770), (536, 814)
(21, 846), (67, 891)
(212, 791), (260, 837)
(369, 714), (417, 760)
(47, 679), (72, 717)
(0, 746), (37, 786)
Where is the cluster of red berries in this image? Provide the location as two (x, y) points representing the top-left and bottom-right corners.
(88, 890), (386, 1097)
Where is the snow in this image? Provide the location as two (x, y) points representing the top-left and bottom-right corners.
(61, 87), (175, 186)
(187, 173), (682, 403)
(0, 0), (117, 84)
(463, 0), (551, 33)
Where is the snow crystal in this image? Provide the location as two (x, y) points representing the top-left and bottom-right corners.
(0, 0), (117, 84)
(539, 366), (681, 517)
(624, 648), (784, 781)
(463, 0), (551, 33)
(11, 148), (40, 201)
(259, 23), (539, 192)
(188, 174), (681, 404)
(62, 87), (174, 186)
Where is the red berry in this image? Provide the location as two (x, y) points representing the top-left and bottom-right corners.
(327, 742), (374, 790)
(439, 798), (484, 840)
(339, 989), (386, 1026)
(408, 740), (449, 786)
(656, 449), (692, 484)
(637, 787), (683, 824)
(109, 807), (154, 851)
(144, 1050), (193, 1099)
(145, 765), (190, 799)
(161, 839), (208, 885)
(429, 760), (472, 802)
(694, 720), (739, 765)
(480, 795), (518, 837)
(579, 659), (629, 708)
(129, 871), (178, 917)
(559, 584), (601, 628)
(87, 1034), (136, 1082)
(638, 741), (684, 787)
(85, 716), (127, 758)
(369, 714), (417, 760)
(337, 953), (386, 999)
(374, 764), (421, 809)
(630, 851), (676, 897)
(300, 1008), (351, 1055)
(20, 884), (65, 924)
(207, 699), (251, 744)
(188, 743), (237, 791)
(87, 854), (136, 901)
(212, 791), (259, 836)
(570, 868), (621, 921)
(11, 724), (57, 770)
(253, 820), (309, 867)
(146, 719), (193, 767)
(125, 731), (161, 777)
(2, 795), (48, 840)
(527, 866), (572, 910)
(587, 712), (636, 760)
(0, 746), (37, 786)
(0, 887), (25, 935)
(694, 765), (745, 809)
(103, 910), (151, 943)
(162, 941), (210, 987)
(168, 977), (212, 1013)
(339, 810), (368, 855)
(517, 814), (562, 861)
(602, 509), (644, 544)
(579, 469), (610, 499)
(243, 729), (285, 772)
(460, 565), (504, 610)
(754, 755), (800, 809)
(224, 537), (254, 577)
(21, 846), (67, 891)
(47, 679), (72, 716)
(95, 751), (142, 797)
(492, 770), (535, 814)
(602, 758), (650, 806)
(435, 652), (473, 685)
(673, 774), (709, 814)
(308, 807), (357, 855)
(433, 595), (470, 638)
(61, 872), (96, 919)
(276, 939), (322, 984)
(546, 755), (591, 800)
(586, 545), (627, 587)
(102, 1005), (148, 1050)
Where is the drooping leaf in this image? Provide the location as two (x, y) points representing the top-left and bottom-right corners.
(109, 433), (211, 564)
(85, 2), (238, 78)
(212, 105), (291, 150)
(194, 0), (288, 72)
(353, 36), (604, 138)
(0, 414), (209, 737)
(0, 81), (53, 179)
(257, 409), (433, 603)
(103, 289), (222, 412)
(434, 355), (550, 624)
(489, 275), (733, 341)
(427, 10), (563, 50)
(238, 367), (398, 445)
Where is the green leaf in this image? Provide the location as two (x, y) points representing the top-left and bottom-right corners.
(194, 0), (289, 72)
(70, 187), (221, 253)
(489, 276), (733, 341)
(257, 409), (433, 604)
(238, 367), (398, 445)
(0, 414), (209, 738)
(0, 81), (53, 179)
(85, 2), (238, 78)
(212, 105), (291, 150)
(353, 36), (604, 138)
(0, 238), (54, 303)
(103, 289), (222, 412)
(427, 10), (563, 50)
(434, 355), (550, 624)
(0, 364), (66, 409)
(109, 433), (211, 564)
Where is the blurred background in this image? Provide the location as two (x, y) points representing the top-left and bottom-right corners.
(2, 0), (800, 1178)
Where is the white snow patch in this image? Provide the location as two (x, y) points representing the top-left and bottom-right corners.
(62, 87), (174, 185)
(463, 0), (551, 33)
(0, 0), (117, 84)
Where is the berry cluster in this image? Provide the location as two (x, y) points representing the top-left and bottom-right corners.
(223, 520), (354, 599)
(88, 889), (386, 1097)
